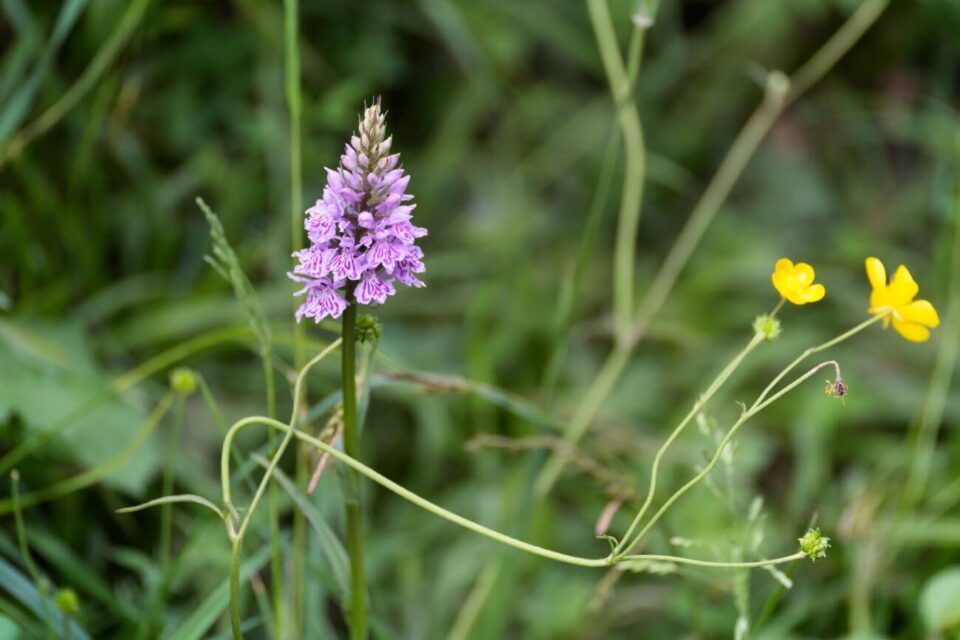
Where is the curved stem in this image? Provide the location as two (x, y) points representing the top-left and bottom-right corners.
(227, 416), (613, 568)
(615, 330), (764, 554)
(0, 393), (175, 515)
(626, 317), (883, 552)
(751, 315), (882, 410)
(0, 325), (252, 478)
(221, 339), (341, 534)
(221, 339), (341, 640)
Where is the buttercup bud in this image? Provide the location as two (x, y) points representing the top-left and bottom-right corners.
(170, 367), (198, 396)
(798, 528), (830, 562)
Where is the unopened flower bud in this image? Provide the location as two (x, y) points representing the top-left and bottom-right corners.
(798, 528), (830, 561)
(170, 367), (198, 396)
(356, 315), (382, 344)
(54, 588), (80, 615)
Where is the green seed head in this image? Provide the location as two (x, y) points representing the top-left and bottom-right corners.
(753, 314), (782, 341)
(798, 528), (830, 562)
(169, 367), (198, 396)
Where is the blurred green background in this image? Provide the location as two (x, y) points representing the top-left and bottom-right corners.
(1, 0), (959, 637)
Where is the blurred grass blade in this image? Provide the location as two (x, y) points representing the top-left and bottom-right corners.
(0, 0), (88, 145)
(0, 555), (92, 640)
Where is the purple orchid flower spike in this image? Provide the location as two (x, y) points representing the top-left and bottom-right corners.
(289, 99), (427, 322)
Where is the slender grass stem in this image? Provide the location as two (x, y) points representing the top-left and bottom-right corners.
(10, 471), (55, 640)
(0, 325), (252, 478)
(0, 0), (152, 170)
(0, 394), (175, 515)
(904, 173), (960, 503)
(283, 0), (307, 627)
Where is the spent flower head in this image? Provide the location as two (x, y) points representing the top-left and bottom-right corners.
(865, 257), (939, 342)
(753, 314), (782, 341)
(798, 528), (830, 561)
(771, 258), (825, 305)
(289, 99), (427, 322)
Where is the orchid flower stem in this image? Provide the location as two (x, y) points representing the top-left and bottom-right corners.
(341, 293), (368, 640)
(624, 315), (885, 553)
(220, 413), (809, 573)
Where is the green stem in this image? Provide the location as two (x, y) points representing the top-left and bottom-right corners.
(222, 340), (342, 640)
(535, 0), (889, 496)
(0, 394), (175, 515)
(230, 540), (243, 640)
(622, 551), (805, 569)
(585, 0), (646, 344)
(341, 296), (367, 640)
(0, 325), (252, 478)
(283, 0), (306, 626)
(10, 471), (55, 640)
(221, 415), (811, 572)
(625, 316), (883, 552)
(615, 330), (765, 554)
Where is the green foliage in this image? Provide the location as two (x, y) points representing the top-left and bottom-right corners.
(0, 0), (958, 638)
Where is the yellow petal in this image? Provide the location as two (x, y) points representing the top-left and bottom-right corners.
(888, 264), (919, 303)
(892, 317), (931, 342)
(775, 258), (794, 277)
(794, 262), (815, 286)
(801, 283), (826, 303)
(865, 257), (887, 291)
(899, 299), (940, 327)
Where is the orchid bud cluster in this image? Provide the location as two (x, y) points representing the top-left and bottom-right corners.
(289, 99), (427, 322)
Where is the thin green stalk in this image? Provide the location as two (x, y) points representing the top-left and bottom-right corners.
(341, 294), (367, 640)
(137, 394), (186, 639)
(614, 330), (765, 554)
(230, 541), (243, 639)
(786, 0), (890, 102)
(283, 0), (307, 627)
(621, 551), (805, 569)
(10, 471), (55, 640)
(625, 317), (883, 552)
(0, 394), (175, 515)
(0, 325), (252, 478)
(534, 343), (631, 496)
(585, 0), (646, 344)
(263, 348), (284, 639)
(221, 414), (811, 572)
(535, 0), (888, 497)
(0, 0), (152, 170)
(222, 340), (341, 640)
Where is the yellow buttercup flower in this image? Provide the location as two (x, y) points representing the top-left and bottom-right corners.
(772, 258), (826, 305)
(865, 256), (940, 342)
